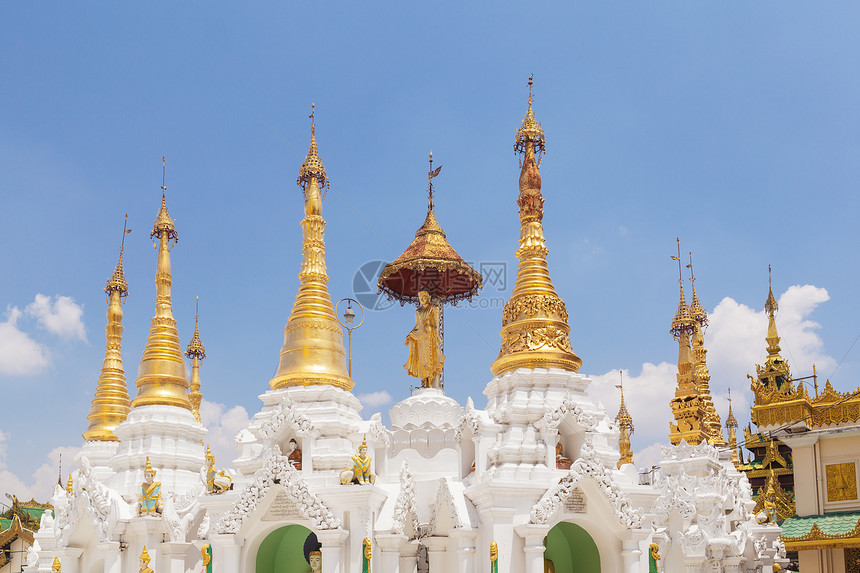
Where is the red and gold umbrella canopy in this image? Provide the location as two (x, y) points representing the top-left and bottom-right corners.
(378, 157), (482, 305)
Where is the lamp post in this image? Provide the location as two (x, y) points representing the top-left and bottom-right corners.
(336, 297), (365, 378)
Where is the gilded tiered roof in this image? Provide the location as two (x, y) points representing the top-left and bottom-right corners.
(491, 76), (582, 376)
(270, 107), (354, 392)
(83, 217), (132, 441)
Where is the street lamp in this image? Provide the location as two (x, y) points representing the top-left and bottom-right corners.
(336, 297), (365, 378)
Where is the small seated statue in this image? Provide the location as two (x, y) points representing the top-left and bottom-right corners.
(340, 436), (376, 485)
(139, 546), (154, 573)
(555, 441), (572, 470)
(287, 438), (302, 470)
(205, 446), (233, 494)
(763, 480), (778, 523)
(138, 457), (163, 516)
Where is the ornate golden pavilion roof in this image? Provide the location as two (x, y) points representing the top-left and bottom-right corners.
(491, 77), (582, 376)
(378, 154), (482, 305)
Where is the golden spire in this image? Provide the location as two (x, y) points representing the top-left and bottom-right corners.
(765, 264), (782, 360)
(726, 387), (740, 466)
(491, 76), (582, 376)
(83, 216), (132, 442)
(615, 372), (634, 468)
(270, 107), (353, 391)
(687, 252), (724, 445)
(52, 557), (61, 572)
(66, 473), (74, 494)
(186, 296), (206, 423)
(668, 239), (709, 445)
(131, 158), (191, 410)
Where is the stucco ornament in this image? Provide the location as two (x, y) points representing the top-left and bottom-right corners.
(77, 455), (129, 543)
(529, 443), (643, 528)
(52, 483), (79, 548)
(428, 478), (464, 534)
(369, 412), (392, 448)
(162, 484), (205, 543)
(255, 397), (315, 440)
(536, 396), (596, 431)
(455, 397), (483, 442)
(217, 445), (340, 534)
(391, 462), (419, 539)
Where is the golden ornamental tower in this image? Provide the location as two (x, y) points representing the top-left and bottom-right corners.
(491, 77), (582, 376)
(615, 373), (634, 468)
(186, 297), (206, 423)
(726, 388), (739, 466)
(131, 160), (191, 410)
(687, 255), (725, 445)
(83, 217), (132, 441)
(269, 106), (353, 391)
(668, 241), (709, 445)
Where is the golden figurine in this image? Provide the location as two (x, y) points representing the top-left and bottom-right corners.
(404, 290), (444, 388)
(139, 546), (154, 573)
(52, 557), (61, 571)
(340, 436), (376, 485)
(648, 543), (661, 573)
(555, 441), (571, 470)
(308, 550), (322, 573)
(763, 479), (778, 523)
(362, 537), (372, 573)
(204, 446), (232, 494)
(138, 457), (163, 515)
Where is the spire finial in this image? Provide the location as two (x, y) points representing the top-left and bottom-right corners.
(670, 239), (695, 337)
(298, 103), (328, 190)
(615, 369), (634, 468)
(427, 151), (442, 212)
(514, 75), (546, 162)
(687, 250), (708, 328)
(527, 74), (534, 106)
(106, 215), (131, 298)
(161, 156), (166, 198)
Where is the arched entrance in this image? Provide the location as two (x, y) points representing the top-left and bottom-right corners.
(544, 522), (600, 573)
(256, 524), (315, 573)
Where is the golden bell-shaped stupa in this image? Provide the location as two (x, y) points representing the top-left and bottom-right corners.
(491, 77), (582, 376)
(131, 163), (191, 410)
(83, 217), (132, 441)
(269, 106), (353, 392)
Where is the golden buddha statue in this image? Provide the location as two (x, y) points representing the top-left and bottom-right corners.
(404, 290), (444, 388)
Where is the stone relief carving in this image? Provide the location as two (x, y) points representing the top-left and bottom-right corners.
(455, 397), (483, 442)
(536, 397), (596, 432)
(369, 412), (392, 448)
(77, 456), (129, 543)
(255, 398), (315, 441)
(217, 445), (340, 534)
(529, 443), (643, 528)
(52, 483), (78, 548)
(391, 462), (419, 539)
(428, 478), (465, 535)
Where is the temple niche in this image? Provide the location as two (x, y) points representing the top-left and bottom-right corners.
(21, 81), (786, 573)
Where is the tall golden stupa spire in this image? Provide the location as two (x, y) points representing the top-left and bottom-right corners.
(491, 76), (582, 376)
(687, 253), (725, 446)
(668, 239), (709, 445)
(764, 265), (783, 367)
(725, 387), (740, 466)
(186, 297), (206, 423)
(270, 106), (353, 391)
(83, 216), (132, 441)
(615, 372), (634, 468)
(131, 158), (191, 410)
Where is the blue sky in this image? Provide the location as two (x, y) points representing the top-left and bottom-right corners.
(2, 3), (859, 496)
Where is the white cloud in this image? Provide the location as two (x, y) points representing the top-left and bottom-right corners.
(26, 294), (86, 341)
(0, 431), (79, 502)
(358, 391), (393, 408)
(0, 307), (50, 375)
(633, 442), (663, 472)
(200, 399), (251, 469)
(588, 284), (835, 460)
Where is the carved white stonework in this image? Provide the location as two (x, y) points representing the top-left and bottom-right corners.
(391, 462), (419, 539)
(429, 478), (465, 533)
(369, 412), (392, 448)
(529, 444), (643, 528)
(217, 446), (340, 534)
(254, 397), (315, 440)
(77, 456), (133, 543)
(390, 388), (463, 429)
(537, 397), (596, 432)
(455, 397), (483, 442)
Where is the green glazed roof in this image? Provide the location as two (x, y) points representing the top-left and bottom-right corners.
(0, 519), (10, 532)
(782, 511), (860, 539)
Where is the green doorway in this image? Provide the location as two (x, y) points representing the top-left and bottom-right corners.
(256, 524), (315, 573)
(544, 522), (600, 573)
